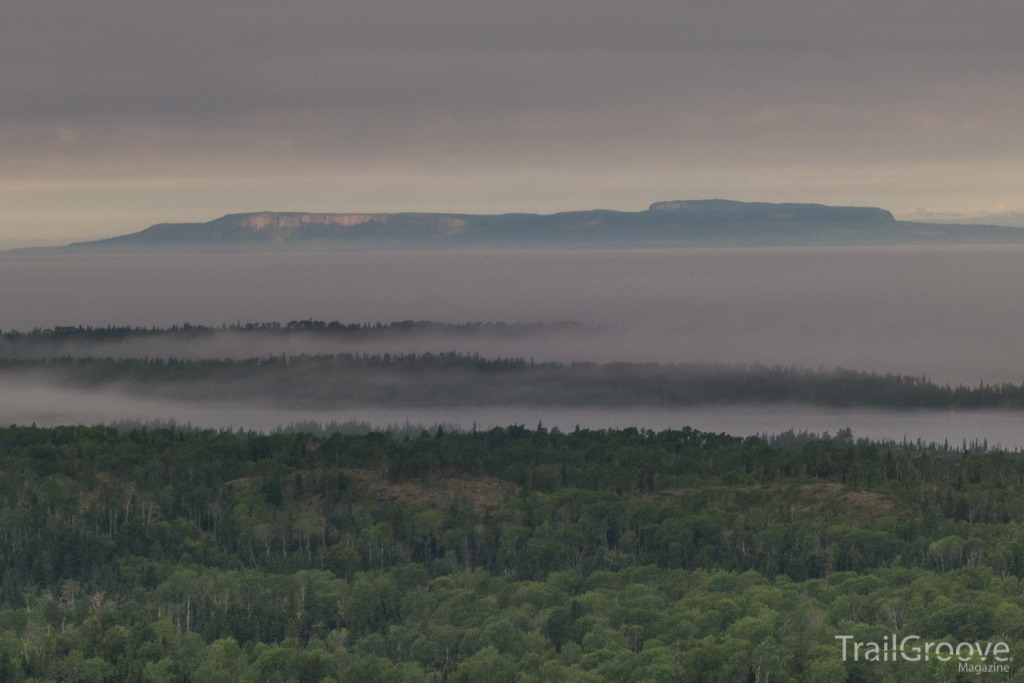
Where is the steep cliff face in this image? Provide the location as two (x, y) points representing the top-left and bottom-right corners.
(78, 211), (476, 247)
(235, 212), (466, 234)
(241, 213), (379, 230)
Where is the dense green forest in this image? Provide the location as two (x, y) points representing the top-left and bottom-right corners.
(1, 424), (1024, 681)
(5, 352), (1024, 411)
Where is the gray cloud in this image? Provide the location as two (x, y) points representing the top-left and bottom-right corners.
(6, 1), (1023, 127)
(3, 0), (1024, 242)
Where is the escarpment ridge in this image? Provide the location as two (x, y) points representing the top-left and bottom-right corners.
(27, 199), (1024, 251)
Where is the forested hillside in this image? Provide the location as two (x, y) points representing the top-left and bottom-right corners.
(1, 424), (1023, 681)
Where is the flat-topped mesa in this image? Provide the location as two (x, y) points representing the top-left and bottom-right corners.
(52, 199), (1024, 252)
(649, 199), (895, 222)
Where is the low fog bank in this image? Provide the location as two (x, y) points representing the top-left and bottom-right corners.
(3, 246), (1024, 384)
(7, 354), (1024, 410)
(4, 382), (1024, 449)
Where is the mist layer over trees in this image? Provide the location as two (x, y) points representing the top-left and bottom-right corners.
(6, 247), (1024, 385)
(4, 351), (1024, 411)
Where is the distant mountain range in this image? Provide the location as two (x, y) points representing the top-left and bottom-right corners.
(38, 199), (1024, 251)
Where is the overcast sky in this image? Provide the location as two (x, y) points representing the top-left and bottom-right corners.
(4, 0), (1024, 246)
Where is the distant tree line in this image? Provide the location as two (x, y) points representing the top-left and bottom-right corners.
(0, 319), (593, 343)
